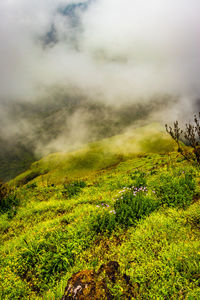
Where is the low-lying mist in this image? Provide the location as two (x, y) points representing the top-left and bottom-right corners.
(0, 94), (171, 180)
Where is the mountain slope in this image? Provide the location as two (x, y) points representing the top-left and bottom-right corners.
(11, 123), (175, 187)
(0, 95), (173, 181)
(0, 125), (200, 299)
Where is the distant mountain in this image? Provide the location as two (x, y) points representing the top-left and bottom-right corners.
(0, 94), (172, 181)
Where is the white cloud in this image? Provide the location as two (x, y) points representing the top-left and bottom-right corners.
(0, 0), (200, 107)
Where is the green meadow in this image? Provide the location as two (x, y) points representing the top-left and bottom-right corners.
(0, 124), (200, 299)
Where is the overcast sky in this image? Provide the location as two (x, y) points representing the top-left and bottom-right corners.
(0, 0), (200, 107)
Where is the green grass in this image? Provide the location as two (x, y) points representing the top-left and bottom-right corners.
(1, 125), (200, 299)
(10, 123), (176, 187)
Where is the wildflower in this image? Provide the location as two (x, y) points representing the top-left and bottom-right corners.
(96, 205), (100, 208)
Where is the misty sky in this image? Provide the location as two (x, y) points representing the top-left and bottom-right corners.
(0, 0), (200, 109)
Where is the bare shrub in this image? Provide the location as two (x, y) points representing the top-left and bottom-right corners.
(165, 113), (200, 164)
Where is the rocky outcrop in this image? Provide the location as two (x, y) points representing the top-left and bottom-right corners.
(61, 261), (135, 299)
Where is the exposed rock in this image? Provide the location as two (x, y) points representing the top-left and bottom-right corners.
(61, 261), (135, 300)
(61, 268), (112, 299)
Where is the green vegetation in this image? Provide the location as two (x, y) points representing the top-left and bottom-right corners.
(0, 95), (171, 181)
(114, 187), (159, 227)
(0, 181), (19, 218)
(0, 125), (200, 299)
(155, 170), (196, 208)
(62, 180), (87, 199)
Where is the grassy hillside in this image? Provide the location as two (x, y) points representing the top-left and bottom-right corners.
(0, 125), (200, 299)
(11, 123), (174, 187)
(0, 95), (173, 181)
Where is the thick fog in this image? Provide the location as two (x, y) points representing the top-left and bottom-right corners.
(0, 0), (200, 103)
(0, 0), (200, 156)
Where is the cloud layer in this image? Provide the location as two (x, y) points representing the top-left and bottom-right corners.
(0, 0), (200, 108)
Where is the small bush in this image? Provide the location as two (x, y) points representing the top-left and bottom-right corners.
(0, 181), (19, 215)
(114, 187), (159, 227)
(0, 194), (19, 218)
(90, 187), (159, 234)
(155, 170), (196, 208)
(130, 171), (147, 188)
(62, 180), (86, 198)
(166, 113), (200, 165)
(89, 206), (116, 234)
(15, 230), (75, 291)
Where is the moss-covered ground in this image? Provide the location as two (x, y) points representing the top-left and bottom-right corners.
(0, 125), (200, 299)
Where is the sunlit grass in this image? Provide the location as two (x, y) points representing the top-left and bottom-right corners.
(1, 126), (199, 299)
